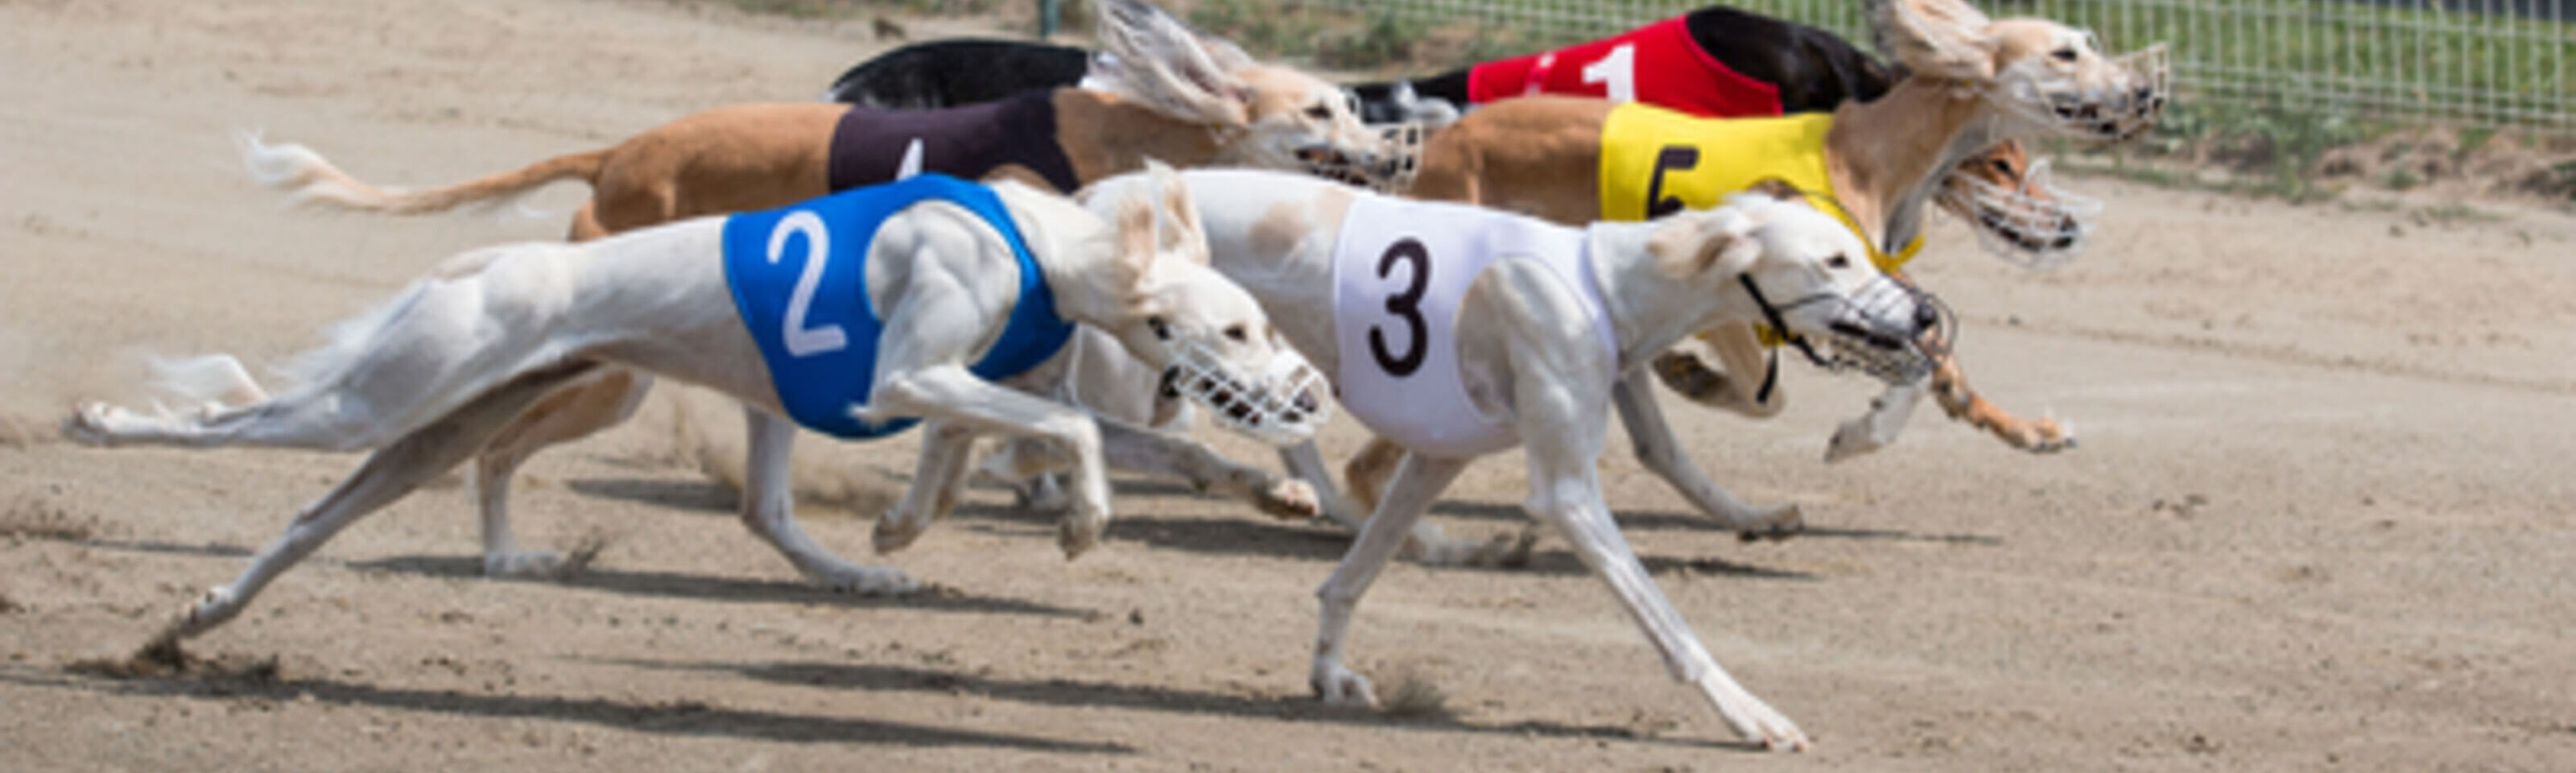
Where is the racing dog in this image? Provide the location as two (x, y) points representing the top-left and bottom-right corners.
(819, 6), (2088, 266)
(64, 168), (1326, 649)
(1325, 0), (2165, 521)
(1033, 167), (1938, 749)
(237, 0), (1364, 581)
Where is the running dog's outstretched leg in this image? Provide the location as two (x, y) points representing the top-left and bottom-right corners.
(1309, 449), (1471, 707)
(738, 409), (919, 593)
(1926, 352), (2073, 453)
(1520, 374), (1808, 751)
(872, 419), (981, 555)
(1610, 370), (1802, 539)
(864, 365), (1113, 558)
(1315, 440), (1533, 568)
(1092, 420), (1319, 519)
(88, 363), (605, 647)
(471, 369), (655, 577)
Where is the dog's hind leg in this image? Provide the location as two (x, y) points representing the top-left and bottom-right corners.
(1301, 440), (1529, 567)
(1611, 370), (1802, 539)
(149, 362), (601, 646)
(1308, 449), (1470, 708)
(738, 408), (918, 594)
(871, 420), (981, 555)
(470, 369), (656, 577)
(1517, 376), (1809, 751)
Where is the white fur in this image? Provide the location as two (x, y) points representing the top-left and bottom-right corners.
(64, 170), (1314, 649)
(1052, 168), (1930, 750)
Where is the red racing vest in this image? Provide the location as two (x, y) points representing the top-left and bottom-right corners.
(1465, 15), (1784, 118)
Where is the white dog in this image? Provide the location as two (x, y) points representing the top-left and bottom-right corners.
(908, 168), (1934, 749)
(63, 167), (1325, 650)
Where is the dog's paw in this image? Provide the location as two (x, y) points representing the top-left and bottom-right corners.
(1734, 502), (1806, 543)
(872, 513), (930, 555)
(1056, 507), (1109, 560)
(807, 564), (919, 596)
(1823, 415), (1887, 464)
(1311, 659), (1380, 708)
(2021, 418), (2077, 454)
(1694, 677), (1811, 752)
(60, 403), (119, 446)
(1256, 479), (1321, 520)
(482, 551), (564, 578)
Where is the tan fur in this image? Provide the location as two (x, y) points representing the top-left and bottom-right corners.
(1343, 82), (2070, 511)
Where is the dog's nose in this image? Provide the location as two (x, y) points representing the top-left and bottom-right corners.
(1913, 301), (1942, 333)
(1293, 389), (1321, 415)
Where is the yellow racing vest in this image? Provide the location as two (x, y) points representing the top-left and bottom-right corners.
(1596, 103), (1921, 273)
(1596, 103), (1923, 347)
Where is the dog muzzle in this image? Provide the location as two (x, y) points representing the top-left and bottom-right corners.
(1938, 158), (2104, 269)
(1157, 338), (1331, 446)
(1294, 122), (1424, 195)
(1988, 43), (2170, 144)
(1744, 275), (1942, 386)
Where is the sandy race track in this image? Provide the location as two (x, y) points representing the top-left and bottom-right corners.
(3, 0), (2573, 770)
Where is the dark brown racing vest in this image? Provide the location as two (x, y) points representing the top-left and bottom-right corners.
(826, 89), (1084, 195)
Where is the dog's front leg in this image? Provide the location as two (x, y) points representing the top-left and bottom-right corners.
(1092, 420), (1319, 520)
(872, 420), (982, 555)
(1310, 449), (1471, 707)
(1824, 378), (1928, 463)
(738, 410), (919, 593)
(1520, 374), (1808, 751)
(1611, 370), (1802, 539)
(1926, 352), (2074, 453)
(865, 365), (1113, 558)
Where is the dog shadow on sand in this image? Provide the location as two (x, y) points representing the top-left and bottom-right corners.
(608, 655), (1766, 750)
(8, 660), (1135, 754)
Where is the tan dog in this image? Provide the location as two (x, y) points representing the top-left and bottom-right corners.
(1335, 0), (2166, 518)
(236, 0), (1381, 583)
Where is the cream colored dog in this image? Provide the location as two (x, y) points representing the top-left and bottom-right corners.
(64, 170), (1323, 651)
(928, 167), (1939, 749)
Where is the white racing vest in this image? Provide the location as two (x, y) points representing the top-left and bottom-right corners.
(1331, 196), (1618, 458)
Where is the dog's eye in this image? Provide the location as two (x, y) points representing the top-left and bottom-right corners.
(2053, 47), (2079, 63)
(1224, 324), (1249, 343)
(1988, 157), (2016, 175)
(1305, 103), (1333, 120)
(1148, 316), (1171, 341)
(1826, 254), (1852, 270)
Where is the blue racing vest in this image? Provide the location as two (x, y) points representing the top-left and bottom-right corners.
(722, 174), (1075, 439)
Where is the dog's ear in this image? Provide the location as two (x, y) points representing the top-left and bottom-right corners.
(1114, 195), (1160, 293)
(1088, 0), (1253, 126)
(1872, 0), (1997, 81)
(1653, 208), (1762, 279)
(1146, 160), (1210, 264)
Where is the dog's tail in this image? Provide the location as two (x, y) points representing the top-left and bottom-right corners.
(238, 130), (609, 215)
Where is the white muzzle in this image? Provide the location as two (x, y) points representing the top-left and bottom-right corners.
(1160, 338), (1331, 446)
(1939, 159), (2104, 269)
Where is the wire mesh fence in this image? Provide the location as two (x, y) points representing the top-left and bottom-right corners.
(1295, 0), (2574, 134)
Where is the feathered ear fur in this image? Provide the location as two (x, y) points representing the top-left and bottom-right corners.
(1142, 159), (1209, 264)
(1872, 0), (1998, 81)
(1113, 195), (1161, 305)
(1745, 177), (1810, 205)
(1083, 0), (1253, 127)
(1654, 206), (1763, 279)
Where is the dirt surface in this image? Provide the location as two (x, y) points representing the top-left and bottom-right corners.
(4, 1), (2574, 771)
